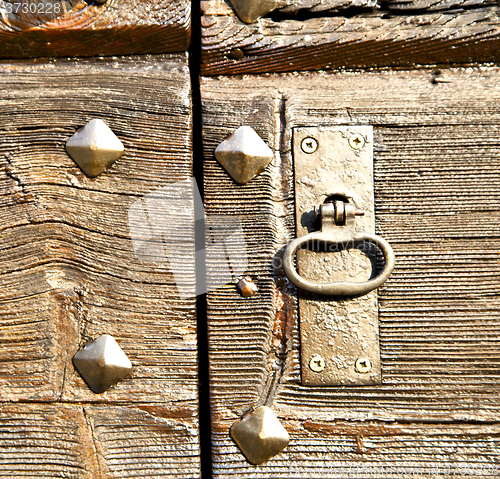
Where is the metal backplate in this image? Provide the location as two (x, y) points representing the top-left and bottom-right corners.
(293, 126), (381, 386)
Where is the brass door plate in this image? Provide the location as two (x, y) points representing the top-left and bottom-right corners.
(292, 126), (382, 386)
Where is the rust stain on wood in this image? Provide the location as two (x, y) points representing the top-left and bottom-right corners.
(272, 285), (295, 356)
(302, 420), (403, 437)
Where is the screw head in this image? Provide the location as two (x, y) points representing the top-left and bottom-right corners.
(229, 48), (244, 60)
(355, 357), (372, 374)
(349, 133), (365, 150)
(309, 354), (325, 372)
(301, 137), (318, 154)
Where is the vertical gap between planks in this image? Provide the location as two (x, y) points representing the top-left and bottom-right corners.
(189, 1), (213, 477)
(258, 93), (291, 410)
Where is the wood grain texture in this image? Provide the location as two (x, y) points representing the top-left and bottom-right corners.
(202, 0), (492, 15)
(0, 55), (198, 406)
(201, 0), (376, 15)
(213, 421), (500, 478)
(201, 2), (500, 75)
(0, 403), (200, 478)
(386, 0), (493, 10)
(202, 67), (500, 475)
(0, 0), (190, 58)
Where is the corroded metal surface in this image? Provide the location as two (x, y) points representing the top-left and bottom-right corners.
(293, 126), (382, 386)
(237, 276), (258, 297)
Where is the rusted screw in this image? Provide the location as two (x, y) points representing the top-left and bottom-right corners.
(349, 133), (365, 150)
(355, 357), (372, 374)
(237, 276), (258, 297)
(309, 354), (325, 372)
(301, 137), (318, 154)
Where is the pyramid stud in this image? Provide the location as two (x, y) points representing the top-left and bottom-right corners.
(228, 0), (278, 23)
(215, 126), (273, 184)
(231, 406), (289, 465)
(66, 119), (124, 177)
(73, 335), (132, 393)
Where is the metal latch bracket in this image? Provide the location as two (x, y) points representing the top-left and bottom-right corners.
(292, 126), (383, 386)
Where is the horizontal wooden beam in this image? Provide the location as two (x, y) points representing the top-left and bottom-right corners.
(0, 0), (190, 58)
(201, 3), (500, 75)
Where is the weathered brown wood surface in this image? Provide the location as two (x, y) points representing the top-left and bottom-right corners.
(0, 55), (200, 477)
(202, 67), (500, 476)
(0, 404), (200, 478)
(0, 0), (190, 58)
(201, 1), (500, 75)
(202, 0), (493, 14)
(212, 421), (500, 477)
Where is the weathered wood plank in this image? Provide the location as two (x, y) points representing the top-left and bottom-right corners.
(0, 404), (101, 478)
(0, 0), (190, 58)
(385, 0), (493, 11)
(212, 420), (500, 478)
(201, 0), (375, 15)
(0, 403), (200, 478)
(203, 0), (492, 15)
(0, 55), (198, 405)
(84, 404), (200, 478)
(202, 67), (500, 474)
(201, 3), (500, 75)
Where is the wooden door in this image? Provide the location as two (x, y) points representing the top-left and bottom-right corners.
(201, 67), (500, 478)
(0, 6), (200, 475)
(1, 0), (500, 477)
(201, 1), (500, 478)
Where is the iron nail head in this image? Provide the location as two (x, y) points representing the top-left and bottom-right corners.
(237, 276), (258, 297)
(349, 133), (365, 150)
(309, 354), (325, 372)
(355, 357), (372, 374)
(301, 137), (318, 154)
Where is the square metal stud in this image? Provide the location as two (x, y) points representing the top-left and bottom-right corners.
(66, 119), (124, 177)
(215, 126), (273, 184)
(231, 406), (289, 465)
(228, 0), (278, 23)
(73, 335), (132, 393)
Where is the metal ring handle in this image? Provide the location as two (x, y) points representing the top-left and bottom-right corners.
(283, 231), (395, 296)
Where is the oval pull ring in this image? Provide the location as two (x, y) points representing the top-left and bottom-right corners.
(283, 231), (395, 296)
(283, 202), (395, 296)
